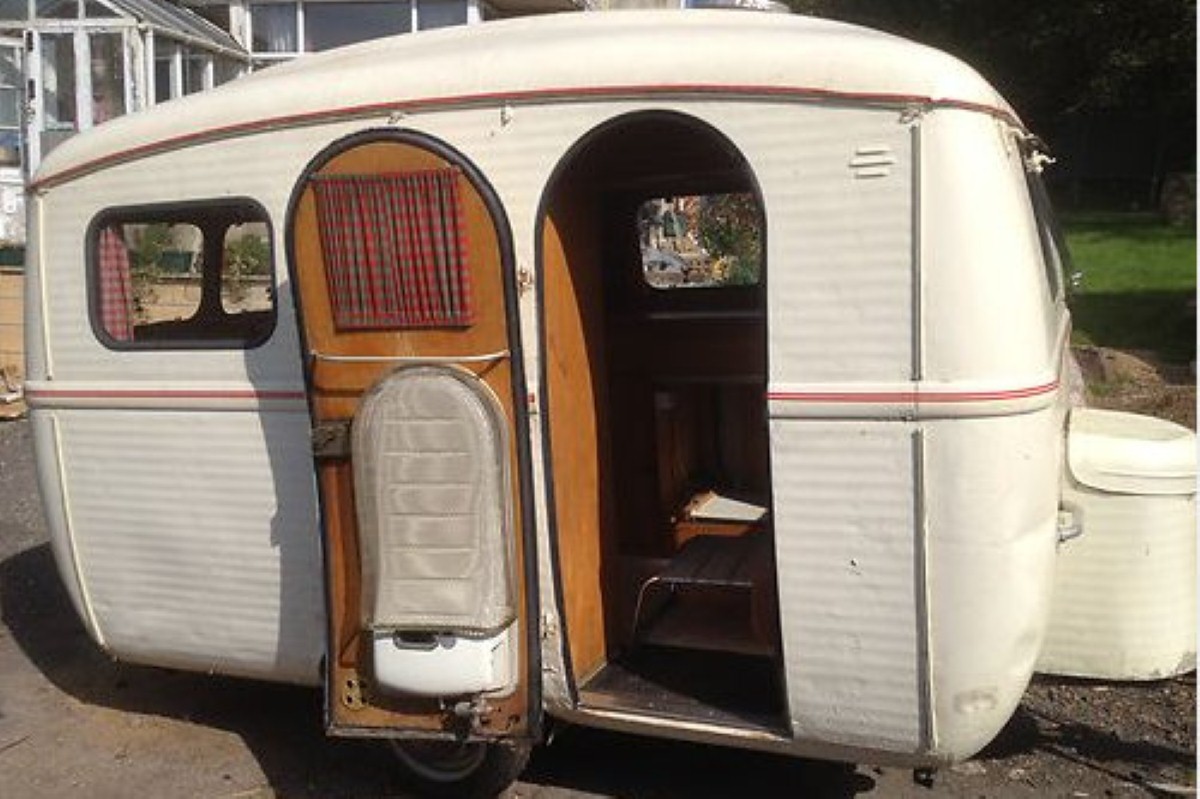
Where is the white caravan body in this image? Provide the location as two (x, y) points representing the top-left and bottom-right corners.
(26, 10), (1073, 772)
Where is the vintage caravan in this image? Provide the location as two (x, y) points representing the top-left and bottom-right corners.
(24, 9), (1117, 794)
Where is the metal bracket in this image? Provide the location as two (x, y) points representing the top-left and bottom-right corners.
(517, 266), (534, 296)
(341, 676), (366, 711)
(450, 696), (497, 738)
(312, 420), (351, 460)
(899, 104), (926, 126)
(1057, 502), (1084, 544)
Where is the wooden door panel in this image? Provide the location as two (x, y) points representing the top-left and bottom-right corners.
(290, 135), (529, 738)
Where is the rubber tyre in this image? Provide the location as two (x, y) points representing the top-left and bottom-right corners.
(388, 739), (532, 798)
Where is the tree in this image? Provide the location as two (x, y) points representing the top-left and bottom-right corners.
(785, 1), (1196, 204)
(696, 193), (762, 286)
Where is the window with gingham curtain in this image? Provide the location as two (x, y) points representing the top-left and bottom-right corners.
(311, 169), (473, 330)
(98, 226), (134, 341)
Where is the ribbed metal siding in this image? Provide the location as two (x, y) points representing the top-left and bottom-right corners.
(60, 409), (324, 684)
(770, 422), (922, 751)
(731, 108), (914, 385)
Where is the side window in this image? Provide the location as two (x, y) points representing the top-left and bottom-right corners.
(1027, 170), (1070, 304)
(90, 200), (275, 348)
(638, 192), (762, 289)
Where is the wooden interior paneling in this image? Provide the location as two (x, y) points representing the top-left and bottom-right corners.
(291, 137), (528, 737)
(608, 321), (769, 556)
(541, 191), (611, 681)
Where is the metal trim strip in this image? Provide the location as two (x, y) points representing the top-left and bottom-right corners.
(912, 429), (935, 753)
(31, 83), (1023, 191)
(767, 380), (1058, 404)
(24, 384), (308, 410)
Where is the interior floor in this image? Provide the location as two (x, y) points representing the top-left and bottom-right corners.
(579, 647), (787, 733)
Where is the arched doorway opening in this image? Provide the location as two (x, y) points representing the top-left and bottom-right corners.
(538, 112), (785, 730)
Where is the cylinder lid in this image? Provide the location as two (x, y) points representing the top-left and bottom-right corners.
(1067, 408), (1197, 495)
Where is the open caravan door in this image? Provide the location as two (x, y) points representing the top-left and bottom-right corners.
(288, 131), (536, 794)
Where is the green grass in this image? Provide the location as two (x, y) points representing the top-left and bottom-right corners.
(1064, 213), (1196, 363)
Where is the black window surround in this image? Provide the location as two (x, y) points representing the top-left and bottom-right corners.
(86, 197), (277, 351)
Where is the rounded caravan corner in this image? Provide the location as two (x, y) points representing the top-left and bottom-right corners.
(83, 196), (280, 353)
(283, 126), (546, 742)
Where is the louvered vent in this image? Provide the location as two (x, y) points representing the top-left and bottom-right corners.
(849, 145), (898, 179)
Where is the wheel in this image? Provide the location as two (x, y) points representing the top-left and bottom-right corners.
(388, 738), (532, 798)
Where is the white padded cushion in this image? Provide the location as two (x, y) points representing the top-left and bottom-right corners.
(353, 366), (515, 634)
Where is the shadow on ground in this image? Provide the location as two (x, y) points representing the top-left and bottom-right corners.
(979, 682), (1195, 791)
(0, 543), (403, 797)
(521, 726), (877, 798)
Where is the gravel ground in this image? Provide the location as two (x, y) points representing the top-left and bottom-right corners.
(0, 355), (1194, 798)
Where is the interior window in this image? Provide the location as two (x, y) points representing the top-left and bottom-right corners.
(91, 201), (276, 348)
(638, 192), (762, 289)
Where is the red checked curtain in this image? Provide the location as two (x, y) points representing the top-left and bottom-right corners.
(311, 169), (473, 330)
(98, 226), (134, 342)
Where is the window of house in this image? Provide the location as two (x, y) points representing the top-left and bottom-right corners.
(305, 1), (411, 51)
(35, 0), (77, 19)
(0, 44), (21, 167)
(250, 2), (299, 53)
(638, 192), (762, 289)
(41, 33), (76, 129)
(90, 200), (276, 348)
(90, 33), (125, 124)
(418, 0), (465, 30)
(249, 0), (469, 60)
(183, 48), (211, 94)
(153, 45), (173, 104)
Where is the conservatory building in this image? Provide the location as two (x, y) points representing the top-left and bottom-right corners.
(0, 0), (249, 242)
(0, 0), (582, 245)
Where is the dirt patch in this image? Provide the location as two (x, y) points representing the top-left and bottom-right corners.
(1074, 346), (1196, 429)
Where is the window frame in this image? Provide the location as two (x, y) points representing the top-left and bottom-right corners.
(246, 0), (473, 61)
(636, 191), (764, 293)
(616, 188), (766, 320)
(86, 197), (278, 351)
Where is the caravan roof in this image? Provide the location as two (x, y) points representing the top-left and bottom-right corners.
(34, 10), (1018, 189)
